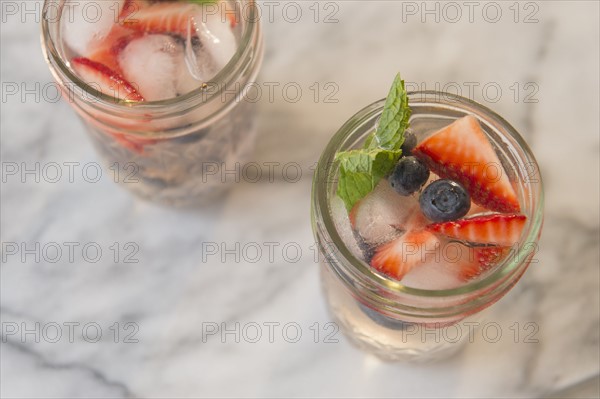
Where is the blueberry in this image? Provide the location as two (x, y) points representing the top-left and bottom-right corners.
(401, 131), (417, 155)
(419, 179), (471, 222)
(358, 302), (414, 331)
(389, 156), (430, 196)
(354, 232), (376, 263)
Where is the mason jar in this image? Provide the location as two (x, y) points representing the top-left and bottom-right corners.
(311, 92), (544, 362)
(41, 0), (264, 206)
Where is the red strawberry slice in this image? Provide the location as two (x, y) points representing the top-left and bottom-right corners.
(81, 113), (156, 154)
(227, 13), (237, 28)
(111, 132), (158, 154)
(120, 2), (200, 36)
(457, 246), (510, 281)
(222, 0), (238, 28)
(466, 201), (490, 217)
(87, 25), (140, 74)
(427, 213), (526, 247)
(120, 0), (150, 21)
(71, 57), (144, 102)
(370, 230), (441, 280)
(413, 115), (520, 213)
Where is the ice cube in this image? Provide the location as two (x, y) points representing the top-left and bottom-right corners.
(184, 8), (237, 81)
(196, 11), (237, 69)
(330, 196), (364, 261)
(400, 241), (464, 290)
(118, 34), (182, 101)
(184, 37), (218, 82)
(401, 240), (478, 290)
(176, 54), (203, 96)
(61, 0), (124, 56)
(352, 179), (420, 245)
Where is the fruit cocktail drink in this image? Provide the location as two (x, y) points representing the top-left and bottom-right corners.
(42, 0), (263, 206)
(311, 74), (544, 361)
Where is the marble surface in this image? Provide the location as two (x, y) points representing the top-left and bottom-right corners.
(1, 1), (599, 397)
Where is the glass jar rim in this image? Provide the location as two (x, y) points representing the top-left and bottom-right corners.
(40, 0), (261, 111)
(312, 91), (544, 299)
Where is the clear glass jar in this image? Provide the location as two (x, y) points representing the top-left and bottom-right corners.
(41, 0), (264, 206)
(311, 92), (544, 362)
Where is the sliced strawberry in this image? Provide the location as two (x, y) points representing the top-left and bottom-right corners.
(81, 112), (156, 154)
(87, 25), (140, 74)
(370, 230), (440, 280)
(348, 201), (360, 227)
(222, 0), (238, 28)
(227, 13), (237, 28)
(120, 2), (200, 36)
(110, 132), (157, 154)
(71, 57), (144, 102)
(427, 213), (526, 247)
(457, 245), (510, 281)
(413, 115), (520, 213)
(466, 201), (490, 217)
(120, 0), (150, 21)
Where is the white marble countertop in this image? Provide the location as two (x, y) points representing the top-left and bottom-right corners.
(1, 1), (599, 397)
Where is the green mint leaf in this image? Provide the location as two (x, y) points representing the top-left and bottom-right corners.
(335, 73), (411, 211)
(363, 132), (376, 149)
(365, 73), (411, 151)
(335, 148), (402, 210)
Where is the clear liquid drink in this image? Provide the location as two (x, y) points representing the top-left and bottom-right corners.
(311, 92), (544, 361)
(41, 0), (263, 206)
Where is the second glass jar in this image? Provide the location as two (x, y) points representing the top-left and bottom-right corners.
(311, 92), (544, 362)
(41, 0), (264, 206)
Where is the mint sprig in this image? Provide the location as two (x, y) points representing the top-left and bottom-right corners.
(335, 148), (402, 209)
(335, 73), (411, 211)
(365, 73), (411, 151)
